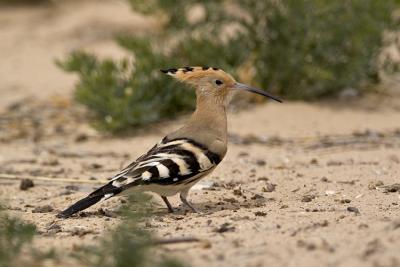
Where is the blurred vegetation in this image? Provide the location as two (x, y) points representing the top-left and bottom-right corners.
(58, 51), (195, 133)
(0, 216), (34, 267)
(0, 0), (50, 5)
(0, 205), (39, 267)
(59, 0), (399, 133)
(73, 194), (185, 267)
(0, 197), (185, 267)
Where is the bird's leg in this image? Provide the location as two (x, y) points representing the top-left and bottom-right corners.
(161, 196), (174, 213)
(179, 191), (198, 213)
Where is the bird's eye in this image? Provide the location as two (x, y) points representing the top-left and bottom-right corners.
(215, 80), (223, 86)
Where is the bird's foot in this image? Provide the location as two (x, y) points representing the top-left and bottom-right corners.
(180, 194), (199, 213)
(161, 196), (174, 213)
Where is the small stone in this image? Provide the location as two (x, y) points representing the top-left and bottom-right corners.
(32, 205), (54, 213)
(20, 179), (34, 190)
(255, 159), (266, 166)
(347, 206), (360, 215)
(320, 177), (330, 182)
(310, 158), (318, 165)
(213, 223), (235, 233)
(301, 195), (315, 202)
(250, 194), (265, 200)
(233, 189), (242, 196)
(90, 163), (103, 169)
(262, 183), (276, 193)
(254, 211), (267, 217)
(75, 133), (89, 142)
(340, 199), (351, 204)
(381, 183), (400, 193)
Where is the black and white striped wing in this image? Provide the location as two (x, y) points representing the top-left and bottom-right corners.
(110, 137), (222, 188)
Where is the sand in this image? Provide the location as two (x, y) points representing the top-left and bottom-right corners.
(1, 1), (400, 267)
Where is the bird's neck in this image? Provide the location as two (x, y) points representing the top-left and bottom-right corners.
(186, 93), (227, 140)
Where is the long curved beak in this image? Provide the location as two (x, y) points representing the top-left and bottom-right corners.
(233, 83), (282, 103)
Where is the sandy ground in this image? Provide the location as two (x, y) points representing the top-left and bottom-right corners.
(1, 1), (400, 267)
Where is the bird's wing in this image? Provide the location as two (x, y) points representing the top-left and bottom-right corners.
(110, 137), (222, 188)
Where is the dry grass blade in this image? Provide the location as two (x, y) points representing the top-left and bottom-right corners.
(151, 237), (201, 245)
(0, 173), (107, 185)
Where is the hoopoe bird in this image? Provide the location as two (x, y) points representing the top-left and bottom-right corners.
(57, 66), (281, 218)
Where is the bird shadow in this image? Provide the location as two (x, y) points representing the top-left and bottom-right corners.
(153, 196), (272, 217)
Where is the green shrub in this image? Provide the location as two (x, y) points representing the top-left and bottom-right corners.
(58, 49), (196, 133)
(59, 0), (398, 133)
(0, 196), (185, 267)
(0, 206), (36, 267)
(72, 194), (186, 267)
(129, 0), (399, 99)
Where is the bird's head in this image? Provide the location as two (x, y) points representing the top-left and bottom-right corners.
(161, 66), (282, 104)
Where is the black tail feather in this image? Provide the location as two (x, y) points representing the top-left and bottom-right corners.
(57, 183), (122, 218)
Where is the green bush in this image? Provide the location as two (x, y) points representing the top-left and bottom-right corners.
(58, 49), (196, 133)
(0, 196), (185, 267)
(59, 0), (398, 133)
(72, 194), (186, 267)
(129, 0), (399, 99)
(0, 206), (37, 267)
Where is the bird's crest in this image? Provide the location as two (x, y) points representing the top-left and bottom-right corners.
(161, 66), (233, 82)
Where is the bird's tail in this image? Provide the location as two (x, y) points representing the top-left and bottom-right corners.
(57, 182), (123, 218)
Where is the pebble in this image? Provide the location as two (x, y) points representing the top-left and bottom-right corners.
(347, 206), (360, 215)
(254, 211), (267, 217)
(32, 205), (54, 213)
(233, 188), (242, 196)
(381, 183), (400, 193)
(213, 223), (235, 233)
(320, 176), (330, 182)
(262, 183), (276, 192)
(301, 195), (315, 202)
(20, 179), (34, 190)
(255, 159), (266, 166)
